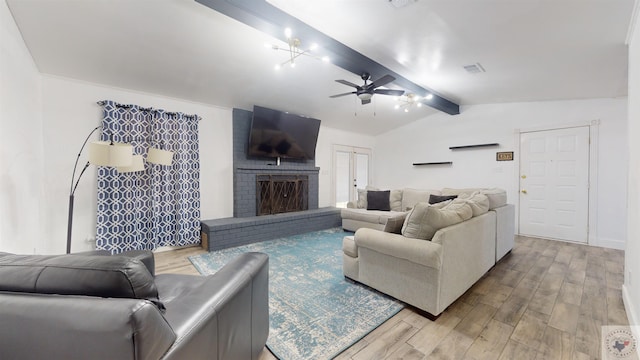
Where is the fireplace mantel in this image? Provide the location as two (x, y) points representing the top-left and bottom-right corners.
(236, 165), (320, 173)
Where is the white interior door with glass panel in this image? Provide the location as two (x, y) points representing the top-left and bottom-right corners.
(519, 126), (590, 243)
(333, 145), (371, 208)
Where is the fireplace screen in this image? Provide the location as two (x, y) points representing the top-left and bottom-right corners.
(256, 175), (308, 215)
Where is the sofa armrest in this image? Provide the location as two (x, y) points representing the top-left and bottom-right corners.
(354, 228), (442, 269)
(0, 294), (175, 360)
(430, 212), (496, 308)
(157, 252), (269, 360)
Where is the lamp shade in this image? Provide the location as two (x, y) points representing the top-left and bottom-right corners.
(88, 141), (133, 167)
(147, 147), (174, 166)
(117, 154), (145, 173)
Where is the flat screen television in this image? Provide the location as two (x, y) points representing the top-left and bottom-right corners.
(248, 105), (321, 160)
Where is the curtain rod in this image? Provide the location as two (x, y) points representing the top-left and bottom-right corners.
(96, 100), (202, 121)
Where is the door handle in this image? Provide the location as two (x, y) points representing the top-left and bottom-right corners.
(521, 189), (527, 194)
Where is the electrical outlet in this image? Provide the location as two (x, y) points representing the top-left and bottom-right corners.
(85, 235), (96, 243)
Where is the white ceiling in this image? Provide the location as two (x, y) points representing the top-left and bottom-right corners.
(6, 0), (635, 135)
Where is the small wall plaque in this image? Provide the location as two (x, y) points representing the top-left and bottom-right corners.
(496, 151), (514, 161)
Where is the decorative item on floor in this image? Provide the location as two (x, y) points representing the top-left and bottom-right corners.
(267, 27), (330, 70)
(189, 228), (404, 360)
(96, 100), (200, 254)
(67, 126), (134, 254)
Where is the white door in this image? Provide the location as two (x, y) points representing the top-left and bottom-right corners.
(519, 127), (590, 243)
(332, 145), (371, 208)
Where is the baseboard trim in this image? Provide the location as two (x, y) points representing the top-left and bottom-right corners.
(594, 237), (626, 250)
(622, 284), (639, 327)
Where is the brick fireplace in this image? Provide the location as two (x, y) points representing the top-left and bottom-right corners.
(199, 108), (340, 252)
(232, 108), (319, 218)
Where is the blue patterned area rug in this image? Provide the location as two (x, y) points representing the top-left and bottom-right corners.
(188, 228), (404, 360)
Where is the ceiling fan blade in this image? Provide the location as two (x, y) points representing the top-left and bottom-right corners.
(374, 89), (405, 96)
(329, 91), (356, 98)
(335, 79), (361, 88)
(368, 74), (395, 89)
(361, 98), (371, 105)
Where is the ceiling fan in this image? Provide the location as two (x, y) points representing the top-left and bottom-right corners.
(330, 73), (405, 104)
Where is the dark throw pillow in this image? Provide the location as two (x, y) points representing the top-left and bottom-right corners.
(428, 194), (458, 204)
(367, 190), (391, 211)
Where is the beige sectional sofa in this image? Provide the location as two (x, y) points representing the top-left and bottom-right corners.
(341, 187), (515, 318)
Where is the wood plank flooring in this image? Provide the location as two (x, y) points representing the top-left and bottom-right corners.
(154, 235), (628, 360)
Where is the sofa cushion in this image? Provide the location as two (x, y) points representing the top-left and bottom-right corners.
(390, 189), (403, 212)
(367, 190), (391, 211)
(456, 192), (490, 216)
(401, 201), (473, 240)
(356, 189), (368, 209)
(356, 186), (380, 209)
(441, 187), (507, 210)
(0, 253), (162, 308)
(401, 188), (442, 211)
(341, 208), (405, 225)
(383, 213), (408, 234)
(428, 194), (458, 204)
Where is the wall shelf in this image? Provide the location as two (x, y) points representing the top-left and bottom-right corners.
(449, 143), (499, 150)
(413, 161), (453, 166)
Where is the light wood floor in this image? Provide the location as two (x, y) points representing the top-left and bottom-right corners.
(154, 235), (628, 360)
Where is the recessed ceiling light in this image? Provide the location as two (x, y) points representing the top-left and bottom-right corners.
(425, 93), (434, 100)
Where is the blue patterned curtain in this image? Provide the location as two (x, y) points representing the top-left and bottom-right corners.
(95, 100), (200, 253)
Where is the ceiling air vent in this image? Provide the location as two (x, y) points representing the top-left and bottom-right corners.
(388, 0), (418, 9)
(463, 63), (486, 74)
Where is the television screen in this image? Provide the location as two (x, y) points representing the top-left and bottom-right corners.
(248, 105), (321, 160)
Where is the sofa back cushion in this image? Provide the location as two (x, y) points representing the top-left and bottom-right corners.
(401, 201), (472, 240)
(428, 194), (457, 204)
(401, 188), (442, 211)
(367, 190), (391, 211)
(0, 253), (162, 308)
(389, 189), (403, 212)
(456, 192), (490, 217)
(441, 187), (507, 210)
(356, 186), (380, 209)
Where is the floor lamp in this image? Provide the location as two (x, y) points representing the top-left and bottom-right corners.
(67, 126), (134, 254)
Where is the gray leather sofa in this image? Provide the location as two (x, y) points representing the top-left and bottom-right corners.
(0, 250), (269, 360)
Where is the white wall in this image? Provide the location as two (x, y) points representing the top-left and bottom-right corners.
(624, 0), (640, 327)
(40, 76), (233, 254)
(35, 75), (371, 253)
(315, 126), (376, 207)
(374, 98), (628, 249)
(0, 1), (44, 254)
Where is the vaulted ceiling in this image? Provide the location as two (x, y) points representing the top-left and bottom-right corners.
(6, 0), (635, 135)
